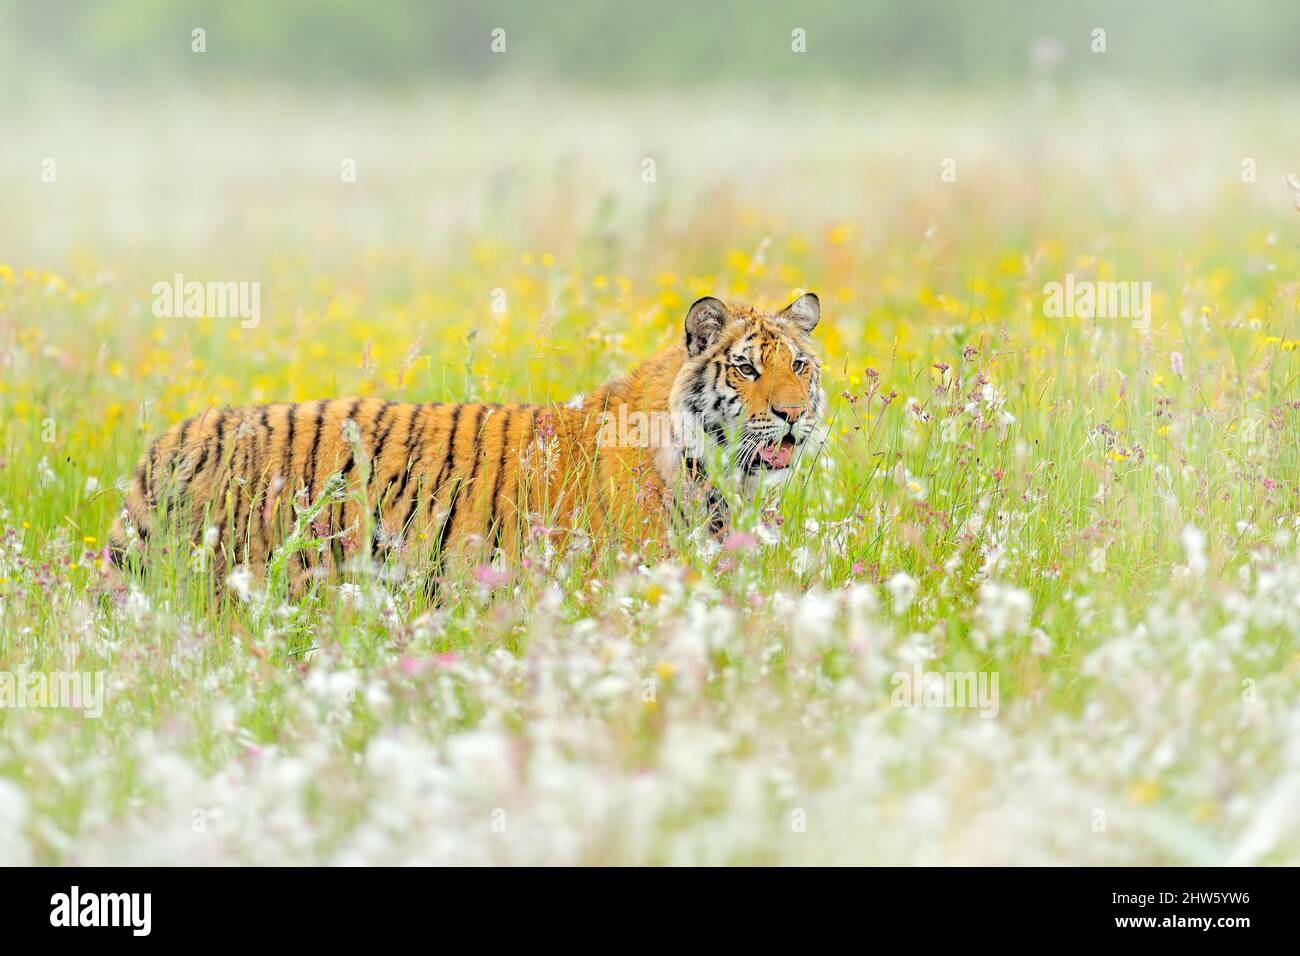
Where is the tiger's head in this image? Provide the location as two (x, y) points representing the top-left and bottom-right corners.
(661, 293), (827, 496)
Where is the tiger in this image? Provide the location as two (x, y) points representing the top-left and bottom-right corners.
(108, 292), (826, 591)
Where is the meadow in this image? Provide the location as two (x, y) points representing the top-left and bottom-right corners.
(1, 88), (1299, 863)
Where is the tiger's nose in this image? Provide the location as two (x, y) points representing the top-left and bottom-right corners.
(772, 404), (806, 424)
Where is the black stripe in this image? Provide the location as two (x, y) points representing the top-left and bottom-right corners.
(210, 410), (232, 488)
(361, 403), (395, 512)
(445, 405), (487, 546)
(211, 411), (234, 557)
(326, 400), (364, 556)
(370, 403), (417, 549)
(143, 436), (165, 507)
(390, 403), (429, 514)
(396, 403), (436, 537)
(427, 404), (462, 509)
(487, 406), (514, 553)
(364, 401), (397, 547)
(364, 402), (403, 551)
(187, 437), (211, 505)
(391, 403), (432, 505)
(189, 408), (226, 494)
(171, 415), (204, 516)
(283, 402), (298, 482)
(272, 404), (295, 568)
(368, 401), (398, 473)
(243, 413), (263, 565)
(254, 407), (274, 557)
(231, 414), (252, 565)
(368, 405), (421, 546)
(463, 405), (489, 501)
(163, 417), (195, 515)
(230, 415), (251, 565)
(303, 400), (328, 504)
(213, 410), (231, 469)
(297, 401), (328, 576)
(338, 398), (364, 478)
(429, 405), (471, 566)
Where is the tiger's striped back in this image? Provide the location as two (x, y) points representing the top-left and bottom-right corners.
(108, 396), (636, 586)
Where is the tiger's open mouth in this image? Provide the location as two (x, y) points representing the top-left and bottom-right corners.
(751, 434), (797, 470)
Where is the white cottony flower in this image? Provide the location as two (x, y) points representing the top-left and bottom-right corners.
(305, 668), (359, 709)
(124, 587), (151, 624)
(226, 566), (254, 602)
(202, 526), (219, 550)
(1181, 524), (1208, 576)
(997, 410), (1016, 440)
(976, 581), (1033, 641)
(886, 572), (918, 614)
(83, 476), (100, 497)
(688, 524), (722, 560)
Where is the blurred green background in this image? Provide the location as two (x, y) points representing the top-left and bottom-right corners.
(3, 0), (1299, 95)
(3, 2), (1295, 275)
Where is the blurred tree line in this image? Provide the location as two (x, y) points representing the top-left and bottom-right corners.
(3, 0), (1296, 91)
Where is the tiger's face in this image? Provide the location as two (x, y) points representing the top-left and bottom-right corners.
(663, 293), (827, 495)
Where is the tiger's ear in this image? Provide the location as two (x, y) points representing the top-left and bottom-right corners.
(684, 297), (728, 356)
(778, 292), (820, 334)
